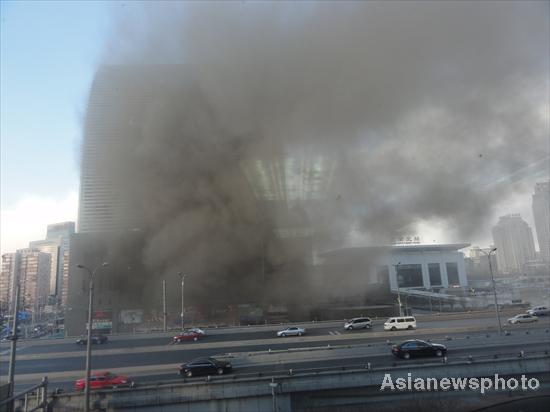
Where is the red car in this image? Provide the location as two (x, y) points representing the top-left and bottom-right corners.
(75, 371), (132, 390)
(172, 331), (201, 343)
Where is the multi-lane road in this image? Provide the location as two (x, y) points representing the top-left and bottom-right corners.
(1, 311), (549, 392)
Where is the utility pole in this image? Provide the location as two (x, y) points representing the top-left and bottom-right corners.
(392, 262), (403, 316)
(178, 273), (187, 331)
(7, 279), (21, 404)
(485, 248), (502, 335)
(162, 279), (167, 332)
(77, 262), (109, 412)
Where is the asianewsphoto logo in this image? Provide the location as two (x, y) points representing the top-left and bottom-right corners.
(380, 373), (540, 395)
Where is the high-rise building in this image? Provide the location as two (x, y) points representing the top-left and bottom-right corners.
(491, 214), (536, 274)
(0, 249), (51, 312)
(29, 222), (75, 303)
(532, 181), (549, 262)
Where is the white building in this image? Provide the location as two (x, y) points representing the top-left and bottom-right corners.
(379, 243), (469, 290)
(492, 214), (536, 274)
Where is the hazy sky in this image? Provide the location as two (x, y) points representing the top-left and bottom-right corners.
(0, 1), (548, 255)
(1, 1), (113, 253)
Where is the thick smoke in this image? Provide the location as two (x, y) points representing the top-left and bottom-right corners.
(92, 1), (549, 308)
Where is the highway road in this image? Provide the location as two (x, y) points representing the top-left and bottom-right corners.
(1, 312), (549, 393)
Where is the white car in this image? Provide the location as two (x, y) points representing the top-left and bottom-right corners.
(527, 306), (550, 316)
(187, 327), (206, 336)
(344, 317), (372, 330)
(277, 327), (305, 337)
(507, 314), (538, 324)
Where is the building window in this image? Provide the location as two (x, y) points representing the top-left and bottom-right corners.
(428, 263), (442, 286)
(446, 262), (460, 285)
(396, 264), (423, 288)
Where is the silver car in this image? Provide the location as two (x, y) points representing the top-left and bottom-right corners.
(507, 314), (538, 324)
(277, 327), (306, 337)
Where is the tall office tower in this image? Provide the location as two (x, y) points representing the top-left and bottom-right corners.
(492, 214), (537, 274)
(77, 66), (161, 233)
(0, 254), (16, 311)
(28, 240), (59, 296)
(29, 222), (75, 302)
(0, 249), (51, 311)
(532, 181), (550, 262)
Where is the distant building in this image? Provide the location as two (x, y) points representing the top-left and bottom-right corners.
(28, 240), (59, 296)
(319, 243), (470, 296)
(492, 214), (536, 274)
(29, 222), (75, 305)
(0, 249), (51, 312)
(532, 181), (550, 262)
(465, 246), (498, 280)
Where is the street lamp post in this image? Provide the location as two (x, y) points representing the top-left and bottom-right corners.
(7, 277), (21, 406)
(178, 273), (188, 331)
(162, 279), (167, 333)
(77, 262), (109, 412)
(393, 262), (404, 316)
(481, 248), (502, 335)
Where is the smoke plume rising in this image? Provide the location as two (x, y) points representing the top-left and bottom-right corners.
(88, 1), (549, 308)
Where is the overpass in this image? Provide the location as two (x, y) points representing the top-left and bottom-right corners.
(49, 353), (550, 411)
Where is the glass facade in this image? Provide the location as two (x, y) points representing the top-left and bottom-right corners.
(428, 263), (442, 286)
(446, 262), (460, 285)
(397, 264), (423, 287)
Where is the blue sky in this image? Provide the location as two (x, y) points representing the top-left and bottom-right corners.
(1, 1), (113, 253)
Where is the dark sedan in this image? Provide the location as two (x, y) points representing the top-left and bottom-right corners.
(392, 339), (447, 359)
(179, 357), (233, 378)
(76, 335), (108, 345)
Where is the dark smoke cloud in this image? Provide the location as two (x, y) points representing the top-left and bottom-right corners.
(92, 1), (548, 303)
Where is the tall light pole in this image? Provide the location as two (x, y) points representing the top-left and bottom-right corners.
(77, 262), (109, 412)
(162, 279), (167, 333)
(481, 248), (502, 335)
(7, 277), (21, 405)
(178, 273), (188, 331)
(392, 262), (403, 316)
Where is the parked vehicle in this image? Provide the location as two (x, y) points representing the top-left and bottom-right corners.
(173, 331), (201, 343)
(383, 316), (417, 331)
(344, 317), (372, 330)
(75, 371), (132, 390)
(179, 357), (232, 377)
(276, 326), (306, 337)
(76, 335), (108, 345)
(507, 314), (538, 324)
(392, 339), (447, 359)
(527, 306), (550, 316)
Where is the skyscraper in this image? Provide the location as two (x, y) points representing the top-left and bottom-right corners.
(491, 214), (536, 274)
(532, 181), (549, 262)
(29, 222), (75, 303)
(0, 249), (51, 312)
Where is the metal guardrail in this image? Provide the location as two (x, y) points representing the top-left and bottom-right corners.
(109, 349), (549, 390)
(0, 377), (48, 412)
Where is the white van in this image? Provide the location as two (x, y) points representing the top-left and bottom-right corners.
(384, 316), (417, 331)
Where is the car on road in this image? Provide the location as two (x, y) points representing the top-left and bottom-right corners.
(392, 339), (447, 359)
(383, 316), (417, 331)
(276, 326), (306, 337)
(344, 317), (372, 330)
(75, 371), (132, 390)
(187, 327), (206, 336)
(179, 357), (232, 377)
(527, 306), (550, 316)
(173, 331), (201, 343)
(76, 335), (108, 345)
(507, 313), (538, 324)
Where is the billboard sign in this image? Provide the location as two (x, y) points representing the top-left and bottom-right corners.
(119, 310), (143, 324)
